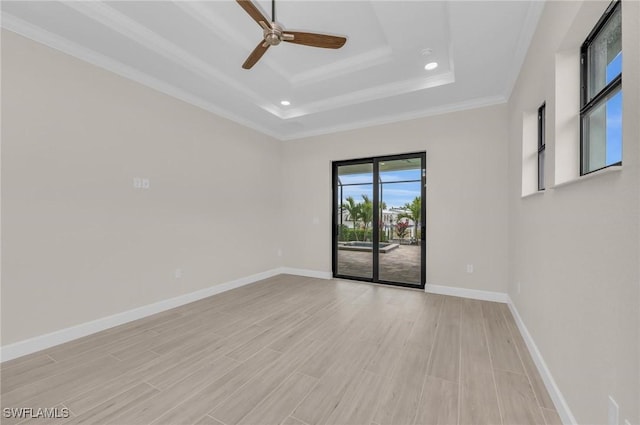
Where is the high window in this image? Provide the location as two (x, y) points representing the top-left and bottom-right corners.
(580, 0), (622, 175)
(538, 103), (546, 191)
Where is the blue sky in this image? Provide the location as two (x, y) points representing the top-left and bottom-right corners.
(606, 51), (622, 164)
(338, 169), (421, 208)
(339, 53), (623, 203)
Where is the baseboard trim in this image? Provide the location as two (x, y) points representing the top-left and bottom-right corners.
(423, 285), (574, 424)
(507, 297), (577, 425)
(425, 283), (509, 303)
(0, 268), (283, 363)
(279, 268), (332, 280)
(0, 270), (576, 425)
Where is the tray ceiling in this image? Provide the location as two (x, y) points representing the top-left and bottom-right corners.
(1, 1), (544, 140)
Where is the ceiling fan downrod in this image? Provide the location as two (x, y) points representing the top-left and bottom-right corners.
(236, 0), (347, 69)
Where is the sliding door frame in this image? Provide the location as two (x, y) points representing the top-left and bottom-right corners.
(332, 152), (426, 289)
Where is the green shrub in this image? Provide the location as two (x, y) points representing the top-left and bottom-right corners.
(339, 228), (373, 242)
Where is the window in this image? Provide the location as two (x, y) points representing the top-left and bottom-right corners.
(580, 0), (622, 175)
(538, 103), (546, 190)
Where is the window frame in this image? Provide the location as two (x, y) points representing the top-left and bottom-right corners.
(538, 102), (546, 191)
(579, 0), (622, 176)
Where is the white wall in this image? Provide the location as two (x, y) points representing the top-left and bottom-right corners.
(1, 31), (283, 345)
(2, 28), (510, 348)
(507, 1), (640, 423)
(3, 3), (640, 423)
(281, 105), (509, 294)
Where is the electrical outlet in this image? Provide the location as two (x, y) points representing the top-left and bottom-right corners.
(608, 396), (619, 425)
(466, 264), (474, 273)
(174, 268), (183, 279)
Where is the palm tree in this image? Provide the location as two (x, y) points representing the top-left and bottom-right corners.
(379, 201), (387, 223)
(378, 201), (388, 241)
(399, 196), (421, 243)
(341, 196), (362, 241)
(360, 195), (373, 240)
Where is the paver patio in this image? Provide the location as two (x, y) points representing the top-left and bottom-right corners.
(336, 244), (421, 284)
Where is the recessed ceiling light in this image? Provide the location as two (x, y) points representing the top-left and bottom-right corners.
(424, 62), (438, 71)
(280, 100), (291, 106)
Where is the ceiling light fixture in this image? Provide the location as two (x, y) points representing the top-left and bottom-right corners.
(280, 100), (291, 106)
(424, 62), (438, 71)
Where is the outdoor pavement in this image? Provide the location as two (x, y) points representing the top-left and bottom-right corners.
(336, 244), (421, 284)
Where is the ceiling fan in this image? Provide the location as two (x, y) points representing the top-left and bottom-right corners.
(236, 0), (347, 69)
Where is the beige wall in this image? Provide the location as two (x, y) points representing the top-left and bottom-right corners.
(3, 2), (640, 422)
(2, 28), (510, 347)
(507, 1), (640, 423)
(1, 31), (283, 345)
(281, 104), (509, 294)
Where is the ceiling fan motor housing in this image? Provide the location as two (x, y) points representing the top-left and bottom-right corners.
(263, 23), (283, 45)
(237, 0), (346, 69)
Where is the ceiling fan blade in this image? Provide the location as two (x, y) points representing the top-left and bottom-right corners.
(283, 32), (346, 49)
(242, 41), (270, 69)
(236, 0), (270, 28)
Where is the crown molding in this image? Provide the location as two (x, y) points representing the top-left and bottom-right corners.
(290, 45), (393, 88)
(444, 0), (456, 76)
(51, 2), (433, 123)
(0, 13), (284, 140)
(503, 0), (546, 100)
(173, 1), (293, 82)
(282, 94), (506, 141)
(1, 14), (508, 143)
(2, 0), (535, 142)
(284, 71), (455, 120)
(62, 1), (284, 117)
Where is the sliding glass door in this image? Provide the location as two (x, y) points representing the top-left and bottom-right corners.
(334, 161), (374, 280)
(333, 153), (426, 288)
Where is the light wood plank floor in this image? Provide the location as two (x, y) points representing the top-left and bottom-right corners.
(1, 275), (560, 425)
